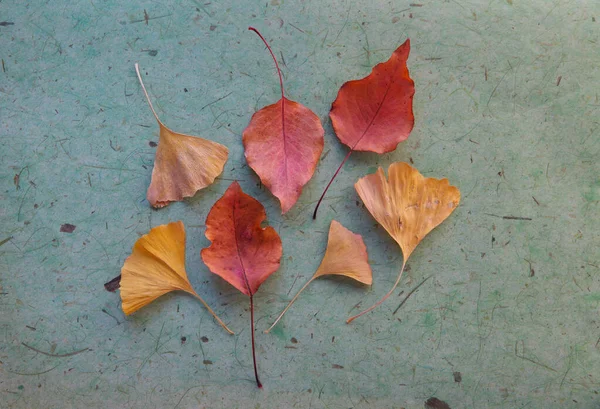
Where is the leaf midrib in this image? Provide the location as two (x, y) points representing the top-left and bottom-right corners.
(350, 78), (394, 150)
(232, 193), (253, 296)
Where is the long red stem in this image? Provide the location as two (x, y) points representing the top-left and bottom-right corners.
(234, 191), (263, 388)
(312, 149), (353, 219)
(249, 294), (262, 388)
(248, 27), (285, 100)
(249, 27), (286, 150)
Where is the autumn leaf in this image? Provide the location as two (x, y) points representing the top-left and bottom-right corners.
(265, 220), (371, 333)
(243, 27), (324, 214)
(313, 40), (415, 218)
(134, 64), (229, 208)
(347, 162), (460, 323)
(117, 221), (233, 334)
(201, 181), (283, 387)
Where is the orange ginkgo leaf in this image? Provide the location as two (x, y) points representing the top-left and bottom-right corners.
(347, 162), (460, 323)
(243, 27), (324, 214)
(201, 181), (282, 388)
(118, 221), (233, 334)
(265, 220), (371, 333)
(313, 40), (415, 218)
(134, 63), (229, 208)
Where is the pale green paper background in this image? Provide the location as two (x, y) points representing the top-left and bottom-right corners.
(1, 1), (599, 408)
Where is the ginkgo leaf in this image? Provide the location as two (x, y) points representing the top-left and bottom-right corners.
(134, 64), (229, 208)
(201, 181), (282, 388)
(265, 220), (371, 333)
(347, 162), (460, 323)
(313, 220), (372, 284)
(243, 27), (324, 214)
(313, 40), (415, 218)
(118, 221), (233, 334)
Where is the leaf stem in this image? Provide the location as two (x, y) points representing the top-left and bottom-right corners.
(265, 277), (314, 334)
(248, 27), (286, 147)
(346, 260), (406, 323)
(134, 63), (161, 123)
(313, 149), (353, 219)
(250, 294), (262, 388)
(189, 292), (234, 335)
(248, 27), (285, 100)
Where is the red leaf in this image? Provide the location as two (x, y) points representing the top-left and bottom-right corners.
(243, 27), (324, 214)
(201, 181), (282, 387)
(313, 40), (415, 218)
(201, 181), (282, 296)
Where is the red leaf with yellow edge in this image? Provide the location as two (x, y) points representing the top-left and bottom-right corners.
(201, 181), (282, 387)
(265, 220), (371, 333)
(135, 64), (229, 208)
(347, 162), (460, 323)
(243, 27), (324, 214)
(313, 40), (415, 218)
(118, 221), (233, 334)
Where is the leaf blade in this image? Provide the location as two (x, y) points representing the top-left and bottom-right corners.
(201, 181), (283, 296)
(120, 221), (190, 314)
(314, 220), (372, 284)
(243, 98), (324, 213)
(355, 162), (460, 261)
(147, 125), (228, 208)
(330, 40), (415, 154)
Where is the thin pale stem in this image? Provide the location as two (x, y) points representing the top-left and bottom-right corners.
(265, 277), (315, 334)
(250, 294), (262, 388)
(346, 260), (406, 324)
(313, 149), (353, 219)
(248, 27), (285, 100)
(189, 292), (234, 335)
(134, 63), (160, 123)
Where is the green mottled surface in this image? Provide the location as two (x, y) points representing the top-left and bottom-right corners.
(1, 1), (599, 408)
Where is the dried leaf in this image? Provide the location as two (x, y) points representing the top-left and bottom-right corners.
(119, 221), (233, 334)
(201, 181), (282, 387)
(347, 162), (460, 322)
(266, 220), (371, 333)
(103, 275), (121, 292)
(314, 40), (415, 218)
(135, 64), (229, 208)
(243, 27), (324, 213)
(313, 220), (372, 284)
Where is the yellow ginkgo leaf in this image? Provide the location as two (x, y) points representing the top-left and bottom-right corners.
(347, 162), (460, 323)
(313, 220), (372, 284)
(265, 220), (372, 333)
(135, 64), (229, 208)
(120, 221), (233, 334)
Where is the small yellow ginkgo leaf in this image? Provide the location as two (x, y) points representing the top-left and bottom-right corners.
(120, 221), (233, 334)
(265, 220), (372, 333)
(135, 64), (229, 208)
(347, 162), (460, 323)
(313, 220), (372, 284)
